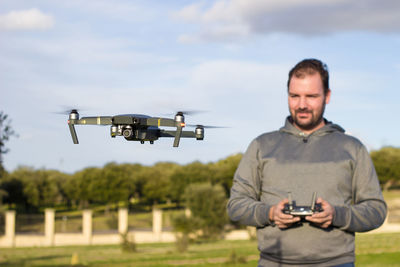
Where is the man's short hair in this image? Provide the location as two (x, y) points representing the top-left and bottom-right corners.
(287, 59), (330, 95)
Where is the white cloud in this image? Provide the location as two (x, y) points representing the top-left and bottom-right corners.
(174, 0), (400, 42)
(0, 8), (54, 31)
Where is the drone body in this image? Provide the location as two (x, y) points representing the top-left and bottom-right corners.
(67, 110), (204, 147)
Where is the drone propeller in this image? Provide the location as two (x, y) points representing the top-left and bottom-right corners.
(51, 106), (86, 115)
(186, 124), (228, 129)
(161, 110), (208, 116)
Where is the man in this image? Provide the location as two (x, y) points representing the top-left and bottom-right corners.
(227, 59), (387, 266)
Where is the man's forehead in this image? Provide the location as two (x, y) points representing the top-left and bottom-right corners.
(288, 73), (324, 92)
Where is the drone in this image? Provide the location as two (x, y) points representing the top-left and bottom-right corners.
(67, 109), (211, 147)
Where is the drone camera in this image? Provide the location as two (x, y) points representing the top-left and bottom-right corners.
(122, 126), (133, 138)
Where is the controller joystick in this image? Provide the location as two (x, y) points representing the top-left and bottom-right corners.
(282, 192), (323, 217)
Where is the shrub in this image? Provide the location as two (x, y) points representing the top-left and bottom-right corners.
(183, 183), (228, 239)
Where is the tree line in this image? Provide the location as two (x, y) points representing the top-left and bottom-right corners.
(0, 146), (399, 213)
(0, 154), (242, 212)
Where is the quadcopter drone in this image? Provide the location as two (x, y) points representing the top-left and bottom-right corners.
(67, 109), (210, 147)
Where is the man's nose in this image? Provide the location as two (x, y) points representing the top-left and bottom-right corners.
(299, 96), (308, 109)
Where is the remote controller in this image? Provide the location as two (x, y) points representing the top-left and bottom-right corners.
(282, 192), (323, 217)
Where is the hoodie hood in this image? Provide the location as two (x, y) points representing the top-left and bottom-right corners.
(279, 116), (345, 138)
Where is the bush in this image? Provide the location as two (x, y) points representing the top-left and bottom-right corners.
(175, 233), (190, 253)
(183, 183), (228, 239)
(371, 147), (400, 189)
(120, 232), (136, 253)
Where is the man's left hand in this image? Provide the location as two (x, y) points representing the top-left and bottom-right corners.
(305, 197), (335, 228)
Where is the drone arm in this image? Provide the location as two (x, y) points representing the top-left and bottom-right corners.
(77, 116), (113, 125)
(173, 126), (183, 147)
(68, 123), (79, 144)
(146, 118), (176, 127)
(160, 130), (196, 138)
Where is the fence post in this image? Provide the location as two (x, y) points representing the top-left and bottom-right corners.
(152, 207), (162, 241)
(82, 209), (92, 245)
(5, 210), (16, 247)
(185, 208), (192, 218)
(45, 208), (55, 246)
(118, 207), (128, 234)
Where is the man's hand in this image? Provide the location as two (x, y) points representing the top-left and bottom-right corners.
(269, 199), (301, 229)
(305, 197), (335, 228)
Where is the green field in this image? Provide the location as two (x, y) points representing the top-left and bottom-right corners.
(0, 233), (399, 266)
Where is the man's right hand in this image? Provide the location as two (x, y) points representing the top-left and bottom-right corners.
(269, 198), (301, 229)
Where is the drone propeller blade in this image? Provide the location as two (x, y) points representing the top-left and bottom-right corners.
(178, 110), (207, 116)
(186, 124), (228, 129)
(52, 106), (86, 115)
(161, 110), (207, 116)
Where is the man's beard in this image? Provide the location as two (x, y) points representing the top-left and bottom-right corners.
(291, 104), (326, 132)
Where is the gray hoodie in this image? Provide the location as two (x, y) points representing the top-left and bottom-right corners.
(227, 118), (387, 266)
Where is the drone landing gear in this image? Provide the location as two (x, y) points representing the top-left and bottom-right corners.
(139, 140), (154, 144)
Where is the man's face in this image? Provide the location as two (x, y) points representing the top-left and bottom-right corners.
(288, 73), (330, 133)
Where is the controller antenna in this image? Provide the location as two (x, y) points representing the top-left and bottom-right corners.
(288, 192), (294, 211)
(311, 192), (317, 211)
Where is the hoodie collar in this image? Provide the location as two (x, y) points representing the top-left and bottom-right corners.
(279, 116), (345, 138)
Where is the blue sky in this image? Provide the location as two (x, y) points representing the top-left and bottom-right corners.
(1, 0), (399, 173)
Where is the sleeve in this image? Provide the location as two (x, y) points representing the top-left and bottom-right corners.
(226, 138), (272, 227)
(332, 144), (387, 232)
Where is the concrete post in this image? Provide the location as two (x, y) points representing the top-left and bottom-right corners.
(152, 208), (162, 241)
(5, 210), (16, 247)
(44, 208), (55, 246)
(82, 209), (92, 245)
(118, 208), (128, 234)
(185, 208), (192, 218)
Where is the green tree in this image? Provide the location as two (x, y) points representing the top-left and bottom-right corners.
(3, 167), (60, 211)
(184, 183), (228, 239)
(0, 111), (17, 174)
(126, 163), (145, 202)
(169, 161), (214, 205)
(49, 170), (72, 206)
(371, 146), (400, 189)
(95, 162), (135, 205)
(141, 162), (178, 204)
(64, 167), (102, 208)
(1, 172), (25, 209)
(211, 153), (242, 196)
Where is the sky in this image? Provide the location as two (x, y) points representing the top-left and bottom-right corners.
(1, 0), (399, 174)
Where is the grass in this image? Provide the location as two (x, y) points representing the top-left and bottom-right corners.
(0, 233), (399, 266)
(0, 240), (259, 267)
(382, 189), (400, 201)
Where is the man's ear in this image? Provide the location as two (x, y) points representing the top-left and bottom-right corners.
(325, 89), (331, 104)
